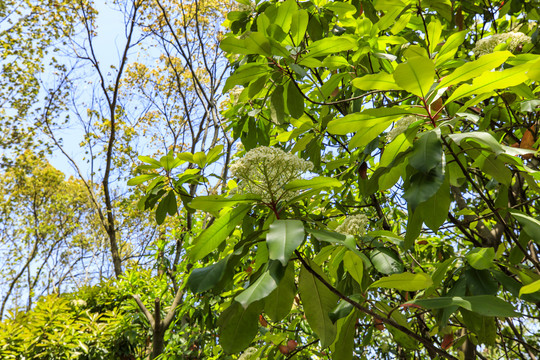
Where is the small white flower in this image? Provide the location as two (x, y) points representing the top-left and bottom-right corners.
(386, 115), (418, 142)
(472, 32), (531, 56)
(229, 146), (313, 203)
(336, 214), (369, 235)
(71, 299), (87, 307)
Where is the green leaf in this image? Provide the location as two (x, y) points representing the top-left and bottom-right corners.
(190, 194), (260, 213)
(127, 174), (158, 186)
(220, 36), (248, 55)
(437, 51), (513, 89)
(274, 0), (296, 33)
(510, 210), (540, 245)
(351, 72), (403, 91)
(403, 167), (444, 211)
(448, 132), (535, 157)
(286, 80), (304, 119)
(370, 248), (404, 275)
(370, 272), (433, 291)
(328, 107), (413, 147)
(223, 63), (272, 92)
(244, 32), (272, 56)
(187, 257), (229, 293)
(301, 36), (357, 61)
(342, 251), (363, 285)
(331, 310), (358, 360)
(265, 262), (296, 322)
(266, 219), (305, 266)
(435, 30), (467, 65)
(270, 85), (285, 124)
(446, 64), (531, 103)
(417, 176), (451, 232)
(155, 191), (177, 224)
(299, 261), (338, 348)
(407, 295), (520, 317)
(307, 228), (366, 261)
(519, 279), (540, 296)
(284, 176), (342, 192)
(426, 19), (442, 55)
(409, 131), (443, 173)
(138, 155), (162, 167)
(236, 260), (286, 308)
(393, 56), (435, 98)
(461, 309), (496, 346)
(290, 9), (309, 45)
(404, 207), (423, 250)
(190, 204), (251, 261)
(218, 301), (263, 353)
(466, 248), (496, 270)
(206, 144), (224, 164)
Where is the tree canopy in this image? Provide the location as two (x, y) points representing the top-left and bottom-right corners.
(1, 0), (540, 359)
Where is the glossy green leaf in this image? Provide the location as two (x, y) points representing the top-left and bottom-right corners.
(206, 145), (224, 164)
(284, 176), (342, 192)
(435, 30), (467, 64)
(370, 272), (433, 291)
(270, 85), (285, 124)
(427, 19), (441, 55)
(407, 295), (520, 317)
(519, 279), (540, 296)
(351, 72), (403, 91)
(290, 9), (309, 45)
(265, 262), (296, 322)
(331, 310), (358, 360)
(301, 36), (357, 61)
(286, 80), (304, 119)
(299, 261), (338, 348)
(155, 191), (177, 224)
(190, 194), (260, 212)
(403, 167), (444, 211)
(510, 210), (540, 245)
(466, 247), (495, 270)
(446, 64), (530, 103)
(190, 204), (251, 261)
(266, 219), (305, 266)
(370, 248), (404, 275)
(187, 257), (229, 293)
(393, 56), (435, 98)
(127, 174), (158, 186)
(342, 251), (363, 285)
(409, 131), (443, 173)
(275, 0), (296, 32)
(328, 108), (412, 139)
(437, 51), (513, 89)
(218, 301), (263, 353)
(223, 63), (272, 92)
(418, 176), (451, 232)
(236, 260), (286, 308)
(138, 155), (162, 167)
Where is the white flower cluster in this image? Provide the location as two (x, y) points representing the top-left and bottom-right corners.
(336, 214), (369, 235)
(71, 299), (87, 307)
(229, 146), (314, 203)
(472, 32), (531, 56)
(386, 115), (418, 142)
(238, 347), (258, 360)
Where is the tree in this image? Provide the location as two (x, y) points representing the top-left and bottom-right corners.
(0, 151), (107, 320)
(3, 0), (540, 359)
(132, 0), (540, 359)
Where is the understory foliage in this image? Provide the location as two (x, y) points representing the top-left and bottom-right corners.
(2, 0), (540, 359)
